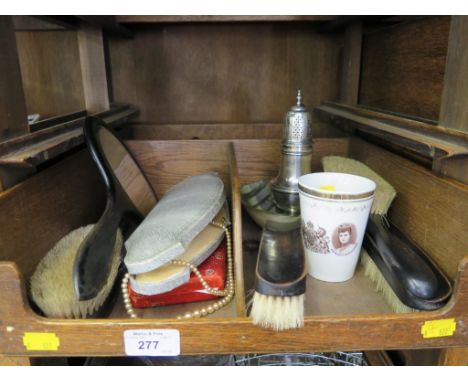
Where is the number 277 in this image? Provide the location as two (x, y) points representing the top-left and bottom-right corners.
(138, 340), (159, 350)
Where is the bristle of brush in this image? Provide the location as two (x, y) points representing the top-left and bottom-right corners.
(250, 292), (305, 331)
(322, 156), (416, 313)
(360, 249), (416, 314)
(322, 156), (397, 215)
(30, 225), (122, 319)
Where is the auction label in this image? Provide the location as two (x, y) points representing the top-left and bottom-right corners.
(124, 329), (180, 356)
(23, 332), (60, 351)
(421, 318), (456, 339)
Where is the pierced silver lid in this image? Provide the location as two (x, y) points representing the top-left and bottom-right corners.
(283, 90), (312, 152)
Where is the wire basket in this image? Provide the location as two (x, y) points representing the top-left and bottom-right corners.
(234, 352), (368, 366)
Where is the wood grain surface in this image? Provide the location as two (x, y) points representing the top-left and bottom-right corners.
(0, 128), (84, 167)
(108, 23), (341, 124)
(125, 140), (231, 199)
(0, 106), (138, 171)
(438, 346), (468, 365)
(233, 138), (349, 185)
(78, 25), (110, 114)
(319, 102), (468, 146)
(316, 103), (468, 166)
(15, 30), (85, 118)
(0, 257), (466, 356)
(0, 150), (106, 280)
(124, 139), (349, 197)
(127, 120), (338, 140)
(0, 356), (31, 366)
(439, 16), (468, 133)
(340, 21), (362, 104)
(433, 154), (468, 185)
(127, 123), (283, 140)
(0, 167), (36, 192)
(0, 17), (28, 141)
(359, 16), (451, 121)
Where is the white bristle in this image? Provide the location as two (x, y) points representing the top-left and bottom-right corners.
(360, 250), (416, 314)
(250, 292), (305, 331)
(30, 225), (122, 319)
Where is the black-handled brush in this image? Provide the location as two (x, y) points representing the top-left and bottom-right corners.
(74, 117), (147, 301)
(250, 220), (307, 331)
(30, 117), (157, 317)
(364, 215), (452, 311)
(322, 156), (452, 312)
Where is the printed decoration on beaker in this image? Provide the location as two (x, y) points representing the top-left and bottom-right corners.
(331, 223), (357, 256)
(301, 220), (331, 254)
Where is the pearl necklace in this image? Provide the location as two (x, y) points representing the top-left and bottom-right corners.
(121, 221), (234, 319)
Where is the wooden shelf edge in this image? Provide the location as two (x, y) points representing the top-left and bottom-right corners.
(0, 255), (466, 357)
(316, 102), (468, 159)
(0, 129), (84, 167)
(316, 102), (468, 184)
(0, 105), (138, 168)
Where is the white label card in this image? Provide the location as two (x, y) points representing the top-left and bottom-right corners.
(124, 329), (180, 356)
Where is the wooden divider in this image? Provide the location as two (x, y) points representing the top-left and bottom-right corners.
(125, 140), (231, 199)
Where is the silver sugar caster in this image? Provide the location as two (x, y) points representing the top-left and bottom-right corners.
(271, 90), (313, 215)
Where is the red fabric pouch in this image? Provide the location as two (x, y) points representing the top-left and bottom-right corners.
(128, 240), (227, 308)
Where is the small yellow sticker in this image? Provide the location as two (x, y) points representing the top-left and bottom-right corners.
(421, 318), (457, 339)
(319, 185), (336, 191)
(23, 332), (60, 351)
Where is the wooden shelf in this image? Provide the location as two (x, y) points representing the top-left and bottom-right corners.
(0, 128), (84, 167)
(0, 256), (467, 356)
(1, 15), (466, 365)
(0, 137), (467, 359)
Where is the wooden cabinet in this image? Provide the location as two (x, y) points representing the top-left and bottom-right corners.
(0, 15), (467, 365)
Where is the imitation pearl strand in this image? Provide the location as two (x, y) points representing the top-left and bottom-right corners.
(121, 221), (234, 319)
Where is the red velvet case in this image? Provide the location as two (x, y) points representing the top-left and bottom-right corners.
(128, 240), (227, 308)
